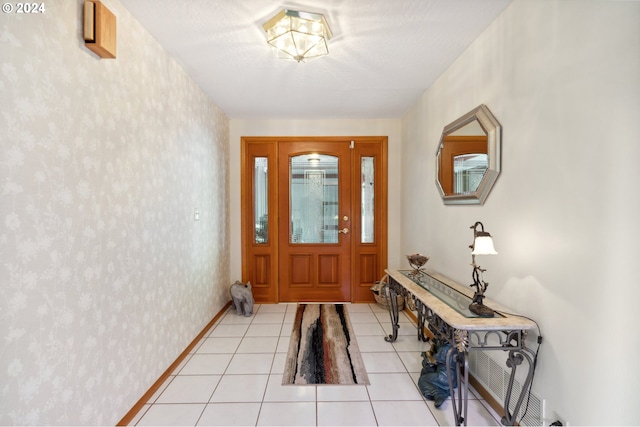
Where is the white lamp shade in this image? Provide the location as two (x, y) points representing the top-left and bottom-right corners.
(472, 235), (497, 255)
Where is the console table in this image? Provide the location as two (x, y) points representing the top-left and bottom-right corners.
(383, 269), (538, 426)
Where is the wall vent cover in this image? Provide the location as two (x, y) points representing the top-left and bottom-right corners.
(469, 350), (542, 426)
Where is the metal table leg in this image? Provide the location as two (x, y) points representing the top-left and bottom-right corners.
(446, 346), (469, 426)
(501, 345), (536, 425)
(383, 282), (400, 343)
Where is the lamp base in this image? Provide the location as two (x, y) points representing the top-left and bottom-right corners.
(469, 303), (495, 318)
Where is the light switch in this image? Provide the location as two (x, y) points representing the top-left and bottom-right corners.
(194, 208), (200, 221)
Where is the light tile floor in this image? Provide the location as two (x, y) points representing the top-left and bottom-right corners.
(131, 303), (502, 426)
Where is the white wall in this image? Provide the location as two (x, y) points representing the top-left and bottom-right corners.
(0, 1), (230, 424)
(229, 119), (402, 282)
(401, 0), (640, 425)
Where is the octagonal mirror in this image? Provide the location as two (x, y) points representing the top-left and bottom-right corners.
(436, 104), (502, 205)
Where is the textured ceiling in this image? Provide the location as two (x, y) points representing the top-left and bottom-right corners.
(119, 0), (513, 120)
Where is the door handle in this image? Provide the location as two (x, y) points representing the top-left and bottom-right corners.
(338, 228), (349, 234)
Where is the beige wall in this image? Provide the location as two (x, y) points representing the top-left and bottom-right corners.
(0, 1), (230, 424)
(401, 0), (640, 425)
(228, 119), (403, 282)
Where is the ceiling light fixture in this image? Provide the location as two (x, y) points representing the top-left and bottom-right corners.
(262, 9), (333, 63)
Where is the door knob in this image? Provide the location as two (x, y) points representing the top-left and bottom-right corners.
(338, 228), (349, 234)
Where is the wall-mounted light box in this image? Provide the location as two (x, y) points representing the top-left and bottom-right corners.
(83, 0), (116, 58)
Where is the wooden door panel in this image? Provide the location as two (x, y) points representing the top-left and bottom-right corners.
(318, 254), (340, 285)
(358, 253), (378, 284)
(289, 254), (313, 286)
(252, 255), (271, 286)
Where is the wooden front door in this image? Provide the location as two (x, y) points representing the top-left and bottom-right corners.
(277, 141), (352, 302)
(241, 136), (387, 304)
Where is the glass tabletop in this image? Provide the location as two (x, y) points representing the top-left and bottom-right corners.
(399, 270), (501, 318)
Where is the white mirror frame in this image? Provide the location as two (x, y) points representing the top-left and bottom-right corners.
(436, 104), (502, 205)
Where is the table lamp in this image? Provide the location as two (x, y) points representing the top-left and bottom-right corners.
(469, 221), (497, 317)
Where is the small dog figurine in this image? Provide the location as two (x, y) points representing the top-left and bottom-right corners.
(229, 281), (254, 317)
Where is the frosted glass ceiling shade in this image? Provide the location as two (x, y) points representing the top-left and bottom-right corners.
(263, 9), (333, 62)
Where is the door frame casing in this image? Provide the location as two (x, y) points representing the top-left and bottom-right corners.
(241, 136), (388, 303)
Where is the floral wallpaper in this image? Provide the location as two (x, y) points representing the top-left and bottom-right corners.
(0, 1), (230, 424)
